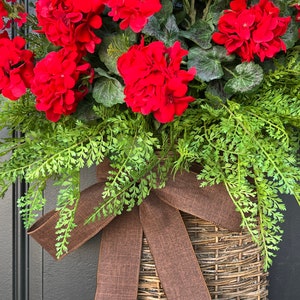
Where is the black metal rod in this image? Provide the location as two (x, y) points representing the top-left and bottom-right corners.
(12, 124), (30, 300)
(11, 0), (32, 298)
(12, 178), (29, 300)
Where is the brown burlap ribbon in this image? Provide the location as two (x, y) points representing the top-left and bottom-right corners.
(28, 161), (241, 300)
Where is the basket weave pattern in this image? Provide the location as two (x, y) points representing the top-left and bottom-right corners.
(138, 212), (269, 299)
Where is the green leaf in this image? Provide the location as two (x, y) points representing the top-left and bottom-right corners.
(224, 62), (264, 94)
(206, 80), (231, 101)
(94, 67), (112, 78)
(73, 94), (98, 122)
(142, 16), (165, 41)
(163, 15), (180, 46)
(143, 14), (181, 47)
(98, 33), (133, 75)
(179, 19), (213, 49)
(92, 77), (124, 107)
(188, 46), (234, 82)
(208, 0), (230, 24)
(281, 19), (299, 49)
(154, 0), (173, 24)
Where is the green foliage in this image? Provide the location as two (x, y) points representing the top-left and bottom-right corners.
(143, 14), (181, 47)
(85, 111), (174, 223)
(55, 171), (81, 257)
(188, 46), (235, 81)
(179, 19), (213, 49)
(0, 0), (299, 266)
(175, 49), (300, 270)
(207, 0), (231, 24)
(18, 181), (47, 228)
(93, 68), (124, 107)
(0, 96), (109, 224)
(224, 62), (264, 94)
(98, 31), (136, 74)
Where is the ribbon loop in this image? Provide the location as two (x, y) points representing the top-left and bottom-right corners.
(28, 182), (115, 259)
(95, 207), (143, 300)
(154, 170), (241, 231)
(139, 194), (211, 300)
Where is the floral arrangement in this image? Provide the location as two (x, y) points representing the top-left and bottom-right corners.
(0, 0), (299, 270)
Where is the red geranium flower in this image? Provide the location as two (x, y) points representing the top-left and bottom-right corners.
(15, 12), (27, 27)
(35, 0), (105, 54)
(295, 4), (300, 21)
(104, 0), (162, 32)
(117, 39), (196, 123)
(230, 0), (247, 11)
(5, 11), (28, 29)
(0, 1), (9, 30)
(212, 0), (291, 62)
(0, 32), (34, 100)
(30, 48), (94, 122)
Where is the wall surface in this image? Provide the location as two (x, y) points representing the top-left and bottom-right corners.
(268, 195), (300, 299)
(0, 140), (100, 300)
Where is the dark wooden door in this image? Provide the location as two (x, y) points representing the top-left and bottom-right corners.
(268, 195), (300, 300)
(0, 133), (100, 300)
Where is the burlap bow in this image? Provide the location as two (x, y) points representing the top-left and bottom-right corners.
(28, 161), (241, 300)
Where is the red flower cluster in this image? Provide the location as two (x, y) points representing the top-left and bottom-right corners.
(0, 0), (163, 121)
(31, 48), (94, 122)
(295, 4), (300, 21)
(0, 32), (34, 100)
(212, 0), (291, 62)
(117, 39), (195, 123)
(104, 0), (161, 33)
(0, 1), (8, 30)
(13, 12), (27, 27)
(0, 0), (27, 30)
(36, 0), (105, 54)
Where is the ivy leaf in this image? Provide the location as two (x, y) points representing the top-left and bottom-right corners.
(143, 14), (181, 47)
(163, 15), (180, 46)
(224, 62), (264, 94)
(179, 19), (213, 49)
(281, 19), (299, 49)
(188, 46), (234, 82)
(208, 0), (230, 24)
(154, 0), (173, 24)
(142, 16), (165, 41)
(73, 94), (98, 121)
(92, 77), (124, 107)
(206, 79), (231, 101)
(98, 33), (133, 75)
(94, 67), (112, 78)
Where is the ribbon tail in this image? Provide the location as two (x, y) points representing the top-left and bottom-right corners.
(95, 206), (143, 300)
(139, 194), (211, 300)
(28, 182), (115, 259)
(154, 170), (241, 232)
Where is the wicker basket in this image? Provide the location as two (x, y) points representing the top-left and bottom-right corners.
(138, 212), (269, 299)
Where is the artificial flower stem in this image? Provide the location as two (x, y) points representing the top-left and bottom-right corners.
(223, 66), (237, 78)
(183, 0), (196, 27)
(202, 0), (213, 21)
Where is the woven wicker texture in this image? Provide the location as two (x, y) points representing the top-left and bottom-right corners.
(138, 212), (269, 299)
